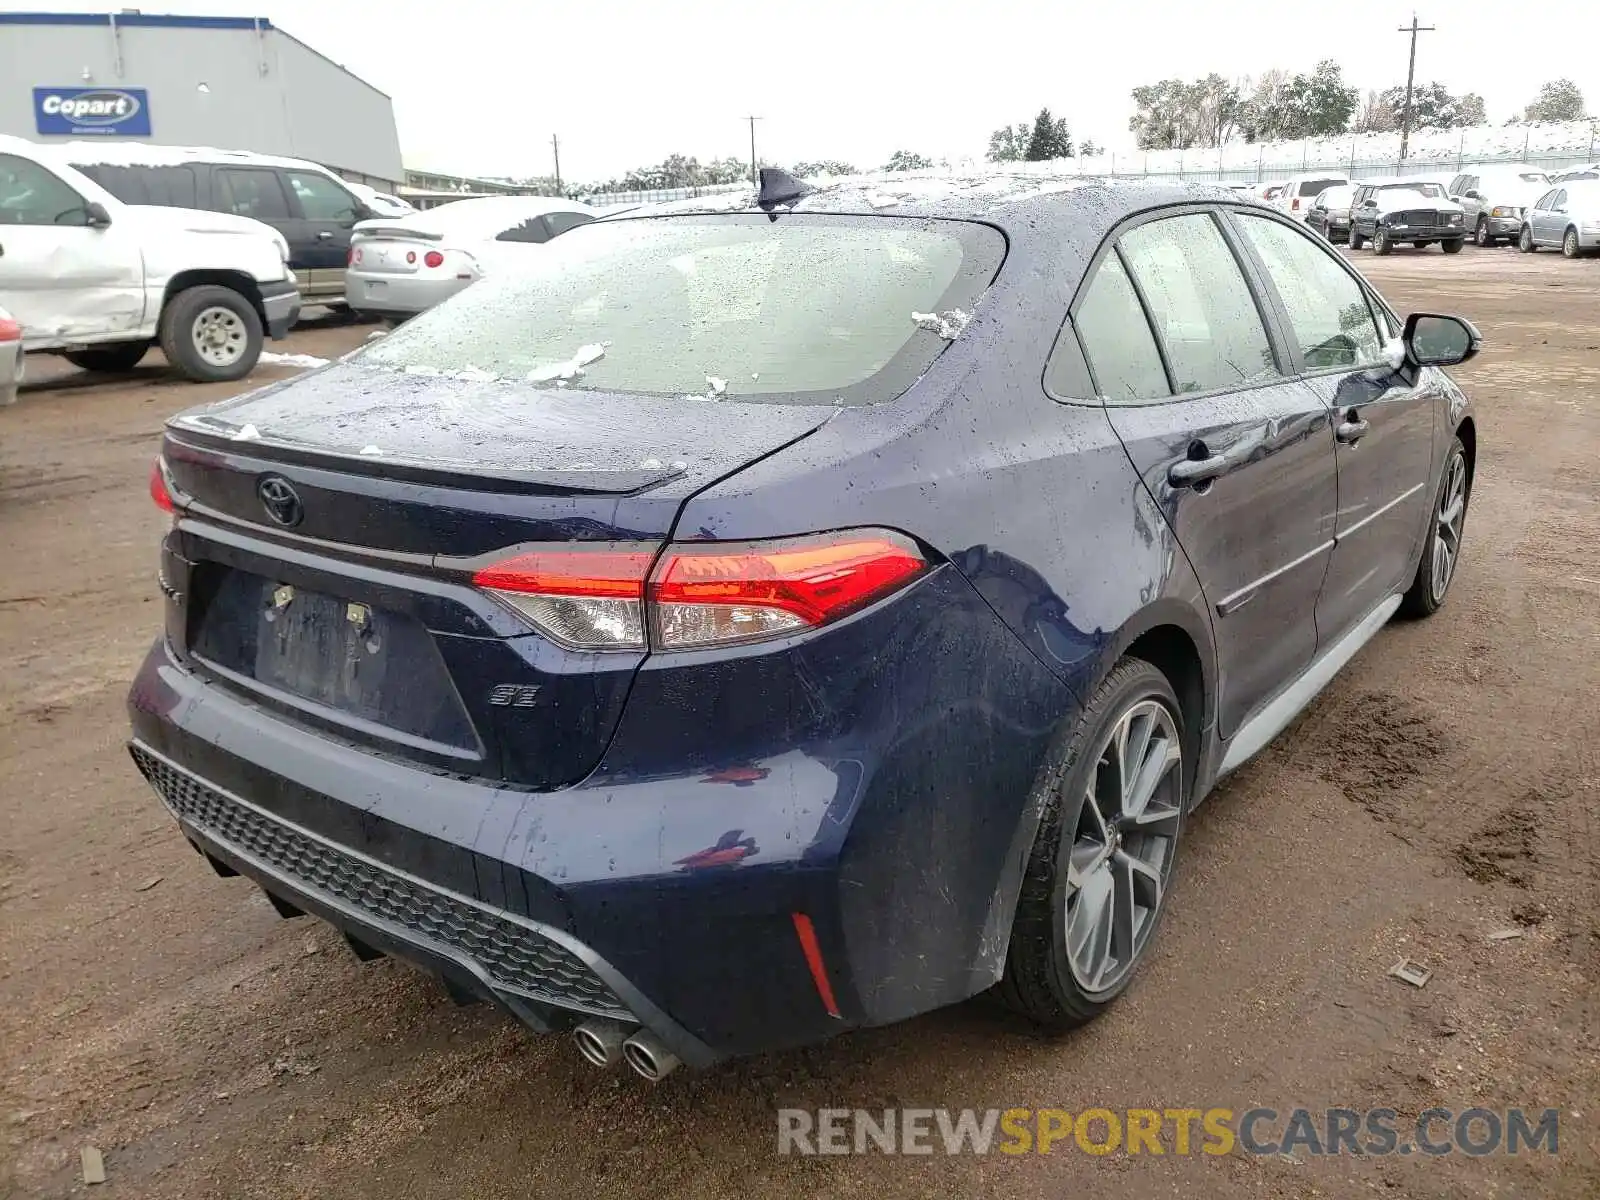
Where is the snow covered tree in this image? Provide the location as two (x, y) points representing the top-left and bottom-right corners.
(1353, 90), (1398, 134)
(1079, 139), (1102, 157)
(1024, 108), (1075, 161)
(1244, 62), (1356, 140)
(883, 150), (934, 172)
(791, 160), (859, 178)
(1378, 82), (1486, 131)
(986, 121), (1032, 163)
(1525, 79), (1586, 122)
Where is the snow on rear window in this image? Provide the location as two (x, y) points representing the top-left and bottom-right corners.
(358, 215), (1002, 405)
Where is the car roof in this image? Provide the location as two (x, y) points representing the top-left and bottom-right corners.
(41, 138), (337, 177)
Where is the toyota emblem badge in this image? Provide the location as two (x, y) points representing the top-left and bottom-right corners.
(256, 475), (304, 527)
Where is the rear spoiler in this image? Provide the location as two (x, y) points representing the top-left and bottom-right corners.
(352, 224), (443, 241)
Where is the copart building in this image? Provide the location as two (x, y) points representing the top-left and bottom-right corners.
(0, 10), (402, 189)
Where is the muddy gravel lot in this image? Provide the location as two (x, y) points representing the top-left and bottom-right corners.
(2, 255), (1597, 1199)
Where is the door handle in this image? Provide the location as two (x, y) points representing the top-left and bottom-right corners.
(1169, 452), (1229, 488)
(317, 230), (334, 239)
(1336, 416), (1370, 444)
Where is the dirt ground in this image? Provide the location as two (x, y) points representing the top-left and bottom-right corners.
(2, 255), (1597, 1200)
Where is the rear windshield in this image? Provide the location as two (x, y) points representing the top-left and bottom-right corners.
(1298, 178), (1345, 196)
(359, 214), (1004, 405)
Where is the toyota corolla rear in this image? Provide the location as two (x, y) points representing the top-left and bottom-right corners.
(129, 209), (1074, 1073)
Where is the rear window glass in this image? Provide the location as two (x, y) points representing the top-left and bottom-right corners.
(359, 214), (1003, 405)
(72, 162), (199, 208)
(1297, 178), (1345, 197)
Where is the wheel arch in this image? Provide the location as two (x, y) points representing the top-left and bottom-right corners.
(162, 270), (266, 328)
(1455, 415), (1477, 483)
(1102, 600), (1214, 807)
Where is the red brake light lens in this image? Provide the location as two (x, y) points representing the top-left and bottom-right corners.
(0, 316), (21, 342)
(149, 457), (176, 513)
(1292, 197), (1301, 210)
(470, 531), (926, 651)
(423, 250), (444, 269)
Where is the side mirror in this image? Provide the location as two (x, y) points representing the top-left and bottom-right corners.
(1362, 199), (1378, 208)
(1465, 189), (1482, 200)
(1404, 313), (1481, 368)
(84, 201), (113, 228)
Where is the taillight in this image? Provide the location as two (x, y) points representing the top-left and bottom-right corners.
(405, 250), (417, 265)
(0, 316), (21, 342)
(349, 247), (361, 266)
(470, 530), (926, 651)
(1292, 197), (1301, 211)
(423, 250), (444, 269)
(149, 457), (176, 513)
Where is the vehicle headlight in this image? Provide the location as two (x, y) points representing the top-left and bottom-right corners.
(1449, 213), (1464, 224)
(1490, 206), (1520, 218)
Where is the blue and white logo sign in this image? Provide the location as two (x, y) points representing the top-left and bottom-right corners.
(34, 87), (151, 137)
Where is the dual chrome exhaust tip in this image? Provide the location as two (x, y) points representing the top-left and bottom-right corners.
(573, 1018), (681, 1081)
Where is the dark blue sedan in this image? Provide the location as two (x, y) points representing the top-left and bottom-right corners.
(129, 172), (1479, 1080)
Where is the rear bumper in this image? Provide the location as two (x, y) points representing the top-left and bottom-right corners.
(1377, 224), (1464, 242)
(127, 559), (1076, 1060)
(344, 271), (472, 316)
(259, 279), (302, 340)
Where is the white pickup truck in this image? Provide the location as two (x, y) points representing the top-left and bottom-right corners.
(0, 136), (300, 382)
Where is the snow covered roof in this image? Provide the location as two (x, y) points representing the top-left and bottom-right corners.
(43, 139), (336, 177)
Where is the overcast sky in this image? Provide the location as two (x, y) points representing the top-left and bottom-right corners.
(44, 0), (1600, 181)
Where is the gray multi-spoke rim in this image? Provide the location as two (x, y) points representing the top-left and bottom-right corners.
(1063, 698), (1183, 994)
(1431, 452), (1467, 601)
(191, 306), (247, 367)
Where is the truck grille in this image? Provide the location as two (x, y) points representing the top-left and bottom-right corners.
(130, 744), (631, 1020)
(1391, 209), (1442, 227)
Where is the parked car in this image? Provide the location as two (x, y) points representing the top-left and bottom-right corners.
(1275, 173), (1351, 221)
(348, 181), (414, 218)
(63, 142), (380, 305)
(0, 305), (21, 406)
(0, 136), (299, 381)
(345, 196), (596, 318)
(1518, 179), (1600, 256)
(130, 174), (1478, 1077)
(1305, 183), (1358, 242)
(1447, 166), (1552, 247)
(1549, 164), (1600, 185)
(1347, 179), (1467, 254)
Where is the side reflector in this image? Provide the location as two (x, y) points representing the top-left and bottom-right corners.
(791, 912), (841, 1018)
(150, 457), (176, 513)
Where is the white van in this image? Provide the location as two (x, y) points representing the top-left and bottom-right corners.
(1275, 173), (1352, 222)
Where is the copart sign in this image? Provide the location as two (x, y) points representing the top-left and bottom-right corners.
(34, 87), (152, 136)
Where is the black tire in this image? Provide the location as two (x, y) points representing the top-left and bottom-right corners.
(1413, 241), (1429, 250)
(1348, 225), (1365, 251)
(1373, 229), (1394, 256)
(62, 342), (150, 374)
(1442, 238), (1464, 254)
(1401, 437), (1470, 618)
(1563, 227), (1582, 259)
(1518, 226), (1536, 253)
(1474, 217), (1495, 248)
(997, 658), (1187, 1029)
(158, 285), (263, 383)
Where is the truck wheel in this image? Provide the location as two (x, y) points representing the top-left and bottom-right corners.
(1442, 238), (1464, 254)
(63, 342), (150, 374)
(1348, 226), (1365, 250)
(1373, 229), (1393, 256)
(159, 285), (262, 382)
(1474, 217), (1495, 247)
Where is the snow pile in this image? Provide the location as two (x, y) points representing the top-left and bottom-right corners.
(911, 310), (971, 340)
(258, 351), (330, 369)
(526, 343), (606, 383)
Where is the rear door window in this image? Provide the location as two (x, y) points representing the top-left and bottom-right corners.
(217, 168), (291, 221)
(1118, 213), (1282, 394)
(71, 163), (199, 207)
(361, 214), (1003, 404)
(494, 217), (551, 244)
(1070, 252), (1169, 402)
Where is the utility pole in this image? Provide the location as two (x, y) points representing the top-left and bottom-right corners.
(551, 134), (562, 193)
(1396, 14), (1435, 165)
(745, 115), (762, 184)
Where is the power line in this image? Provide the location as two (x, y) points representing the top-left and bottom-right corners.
(1396, 14), (1436, 164)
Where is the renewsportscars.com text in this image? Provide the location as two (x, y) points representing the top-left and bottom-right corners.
(777, 1107), (1560, 1157)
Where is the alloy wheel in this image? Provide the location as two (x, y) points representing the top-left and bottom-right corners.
(191, 306), (248, 368)
(1564, 229), (1580, 258)
(1063, 698), (1183, 994)
(1431, 452), (1467, 602)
